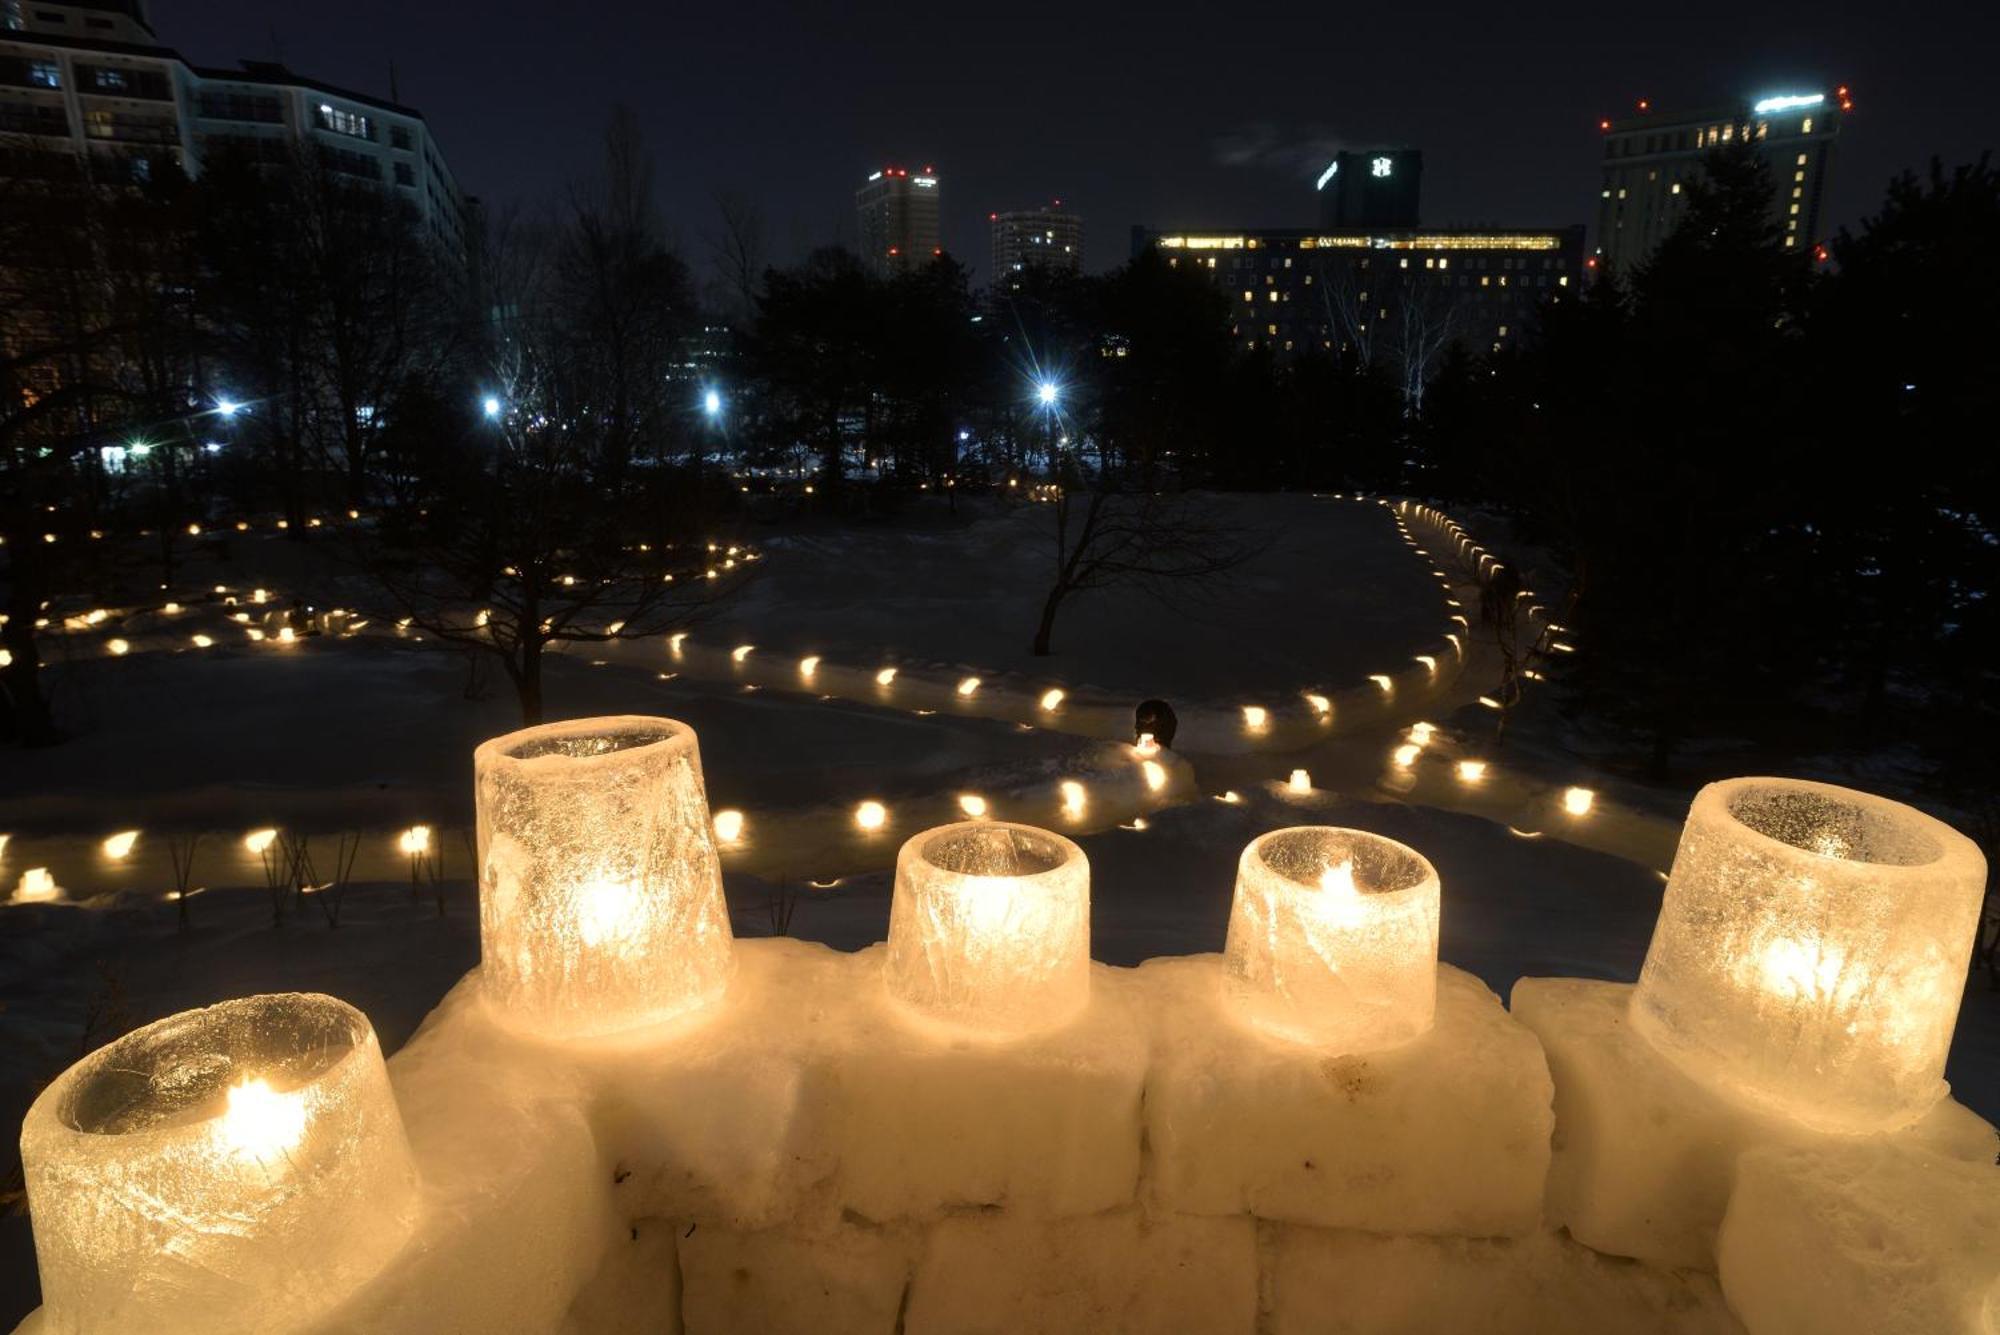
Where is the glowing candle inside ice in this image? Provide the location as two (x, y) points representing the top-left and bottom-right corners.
(1288, 769), (1311, 793)
(20, 993), (419, 1335)
(1243, 706), (1268, 730)
(474, 715), (734, 1038)
(884, 821), (1091, 1037)
(1222, 826), (1441, 1050)
(102, 830), (138, 859)
(1039, 688), (1065, 711)
(1630, 777), (1986, 1132)
(875, 667), (898, 685)
(1563, 786), (1595, 816)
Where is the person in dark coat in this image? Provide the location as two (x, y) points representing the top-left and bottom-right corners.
(1134, 699), (1178, 749)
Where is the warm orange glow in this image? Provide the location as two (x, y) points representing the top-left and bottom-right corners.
(1142, 760), (1167, 792)
(1457, 760), (1488, 783)
(102, 830), (138, 859)
(1562, 787), (1595, 816)
(957, 793), (989, 818)
(218, 1077), (306, 1162)
(1242, 705), (1269, 729)
(1039, 687), (1065, 711)
(1060, 780), (1086, 818)
(1288, 768), (1312, 793)
(855, 800), (888, 831)
(713, 809), (745, 843)
(875, 666), (898, 685)
(956, 676), (981, 697)
(244, 828), (278, 855)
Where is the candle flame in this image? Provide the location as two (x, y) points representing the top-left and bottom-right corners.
(855, 800), (888, 832)
(102, 830), (139, 859)
(398, 824), (431, 855)
(731, 644), (754, 663)
(956, 676), (981, 697)
(1288, 769), (1311, 793)
(800, 655), (820, 679)
(1242, 705), (1268, 729)
(875, 667), (898, 686)
(244, 828), (278, 855)
(1039, 687), (1065, 711)
(1313, 861), (1368, 928)
(1304, 693), (1332, 717)
(575, 876), (642, 949)
(1562, 787), (1595, 816)
(1134, 733), (1160, 757)
(713, 809), (745, 843)
(1457, 760), (1488, 782)
(957, 793), (989, 818)
(219, 1077), (306, 1161)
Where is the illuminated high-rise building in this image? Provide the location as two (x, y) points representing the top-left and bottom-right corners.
(1596, 88), (1848, 275)
(0, 0), (471, 258)
(990, 200), (1082, 295)
(856, 164), (941, 277)
(1314, 149), (1422, 229)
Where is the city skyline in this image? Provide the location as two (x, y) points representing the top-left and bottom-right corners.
(66, 0), (2000, 278)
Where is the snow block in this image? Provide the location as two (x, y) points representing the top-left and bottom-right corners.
(1143, 956), (1552, 1236)
(572, 938), (850, 1231)
(312, 978), (621, 1335)
(828, 946), (1147, 1221)
(1262, 1224), (1742, 1335)
(560, 1218), (681, 1334)
(1510, 976), (1996, 1271)
(1717, 1142), (2000, 1335)
(903, 1210), (1257, 1335)
(677, 1220), (915, 1335)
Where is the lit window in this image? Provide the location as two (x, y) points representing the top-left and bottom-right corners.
(317, 103), (373, 139)
(1242, 291), (1253, 301)
(1789, 202), (1800, 214)
(1794, 170), (1806, 182)
(1801, 117), (1813, 133)
(1558, 275), (1569, 287)
(1266, 324), (1277, 336)
(1617, 188), (1627, 199)
(1796, 153), (1808, 165)
(28, 60), (60, 88)
(1784, 236), (1796, 247)
(1268, 291), (1278, 302)
(1792, 186), (1803, 198)
(1671, 182), (1681, 195)
(1498, 324), (1508, 336)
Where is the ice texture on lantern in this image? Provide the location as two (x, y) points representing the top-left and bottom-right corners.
(884, 820), (1090, 1037)
(1222, 826), (1441, 1050)
(1630, 777), (1986, 1132)
(475, 715), (734, 1037)
(20, 993), (418, 1335)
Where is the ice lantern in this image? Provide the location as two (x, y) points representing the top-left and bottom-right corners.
(475, 715), (734, 1037)
(1222, 826), (1442, 1051)
(1630, 778), (1986, 1132)
(885, 820), (1091, 1037)
(21, 994), (419, 1335)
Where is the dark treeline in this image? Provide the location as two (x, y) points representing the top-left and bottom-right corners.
(1420, 146), (1999, 816)
(4, 109), (1996, 807)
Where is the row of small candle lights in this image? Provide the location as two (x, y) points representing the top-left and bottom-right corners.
(17, 712), (1987, 1334)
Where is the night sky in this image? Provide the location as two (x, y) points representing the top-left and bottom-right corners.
(166, 0), (1999, 279)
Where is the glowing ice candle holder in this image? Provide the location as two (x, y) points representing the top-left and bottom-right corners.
(1222, 826), (1441, 1051)
(474, 715), (734, 1038)
(1630, 778), (1987, 1131)
(21, 993), (418, 1335)
(884, 820), (1091, 1038)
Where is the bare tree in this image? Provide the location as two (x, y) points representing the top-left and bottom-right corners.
(1031, 483), (1253, 657)
(704, 188), (768, 325)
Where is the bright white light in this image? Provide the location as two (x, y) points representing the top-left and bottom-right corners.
(1409, 721), (1436, 743)
(244, 828), (278, 855)
(1370, 674), (1393, 693)
(1142, 759), (1167, 792)
(107, 638), (130, 656)
(1039, 687), (1065, 711)
(1134, 733), (1160, 758)
(1242, 705), (1268, 730)
(1037, 381), (1059, 406)
(1753, 92), (1824, 114)
(957, 793), (988, 818)
(855, 800), (888, 832)
(956, 676), (980, 697)
(1562, 786), (1596, 816)
(1392, 742), (1421, 768)
(482, 396), (501, 419)
(102, 830), (139, 859)
(1288, 768), (1312, 793)
(799, 655), (820, 679)
(713, 809), (745, 843)
(397, 825), (431, 855)
(1315, 160), (1339, 191)
(702, 389), (722, 417)
(669, 632), (688, 657)
(731, 644), (754, 663)
(875, 666), (898, 685)
(1371, 155), (1393, 177)
(218, 1077), (307, 1162)
(1457, 760), (1488, 783)
(216, 398), (241, 417)
(1305, 693), (1332, 717)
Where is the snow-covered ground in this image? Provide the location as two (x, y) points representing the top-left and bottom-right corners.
(2, 492), (1993, 1326)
